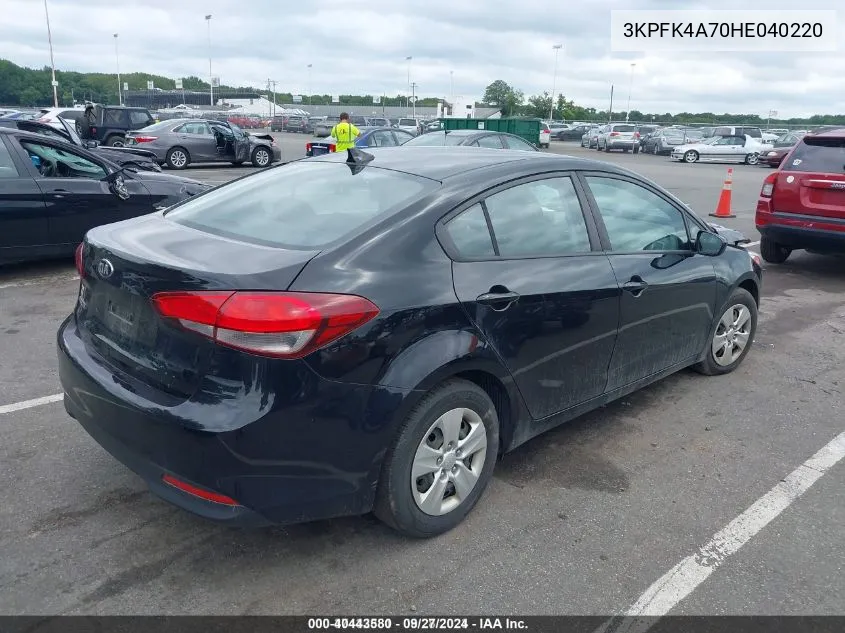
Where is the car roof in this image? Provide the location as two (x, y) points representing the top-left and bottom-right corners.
(306, 146), (634, 181)
(807, 127), (845, 138)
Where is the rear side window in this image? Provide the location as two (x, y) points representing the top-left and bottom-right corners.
(129, 111), (152, 127)
(0, 139), (20, 178)
(444, 204), (495, 258)
(166, 162), (439, 249)
(784, 138), (845, 173)
(104, 109), (126, 126)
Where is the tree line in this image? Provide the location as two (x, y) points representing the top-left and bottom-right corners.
(3, 59), (844, 126)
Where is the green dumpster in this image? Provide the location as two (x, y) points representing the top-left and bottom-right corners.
(441, 117), (542, 146)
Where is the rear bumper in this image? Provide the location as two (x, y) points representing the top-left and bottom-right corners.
(605, 139), (638, 150)
(757, 208), (845, 252)
(57, 316), (411, 527)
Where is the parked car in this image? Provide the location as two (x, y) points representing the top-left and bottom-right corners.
(597, 123), (640, 153)
(0, 109), (39, 121)
(313, 116), (340, 137)
(635, 125), (659, 140)
(284, 115), (309, 133)
(270, 116), (287, 132)
(58, 146), (762, 537)
(424, 119), (443, 133)
(711, 125), (764, 140)
(67, 105), (156, 147)
(582, 126), (604, 148)
(756, 127), (845, 263)
(0, 126), (209, 265)
(396, 118), (421, 136)
(124, 119), (281, 169)
(305, 126), (416, 156)
(367, 117), (391, 128)
(640, 128), (688, 155)
(35, 106), (87, 130)
(538, 121), (551, 148)
(671, 134), (772, 164)
(401, 129), (539, 151)
(556, 124), (592, 141)
(758, 132), (805, 167)
(0, 117), (161, 172)
(548, 122), (570, 139)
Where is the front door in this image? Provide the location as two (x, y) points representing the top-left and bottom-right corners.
(446, 174), (620, 420)
(581, 174), (718, 391)
(0, 136), (49, 261)
(14, 137), (154, 249)
(174, 121), (217, 162)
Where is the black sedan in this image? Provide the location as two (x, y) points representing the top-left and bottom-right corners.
(401, 129), (539, 151)
(0, 127), (209, 265)
(58, 147), (761, 538)
(0, 117), (162, 172)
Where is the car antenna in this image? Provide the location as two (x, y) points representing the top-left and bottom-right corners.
(346, 147), (374, 175)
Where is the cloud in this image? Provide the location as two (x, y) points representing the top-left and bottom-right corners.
(1, 0), (842, 117)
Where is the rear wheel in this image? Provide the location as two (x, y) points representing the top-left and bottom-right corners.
(105, 135), (125, 147)
(760, 236), (792, 263)
(693, 289), (757, 376)
(374, 379), (499, 538)
(251, 146), (272, 168)
(165, 147), (189, 170)
(745, 153), (759, 165)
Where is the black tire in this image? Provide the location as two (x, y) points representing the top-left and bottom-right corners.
(251, 146), (272, 168)
(693, 288), (758, 376)
(373, 379), (500, 538)
(165, 147), (189, 170)
(760, 236), (792, 263)
(105, 135), (125, 147)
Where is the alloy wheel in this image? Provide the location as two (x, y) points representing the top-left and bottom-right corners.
(170, 150), (187, 168)
(411, 407), (488, 516)
(712, 304), (752, 366)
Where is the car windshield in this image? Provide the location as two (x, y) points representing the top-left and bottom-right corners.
(165, 161), (440, 249)
(663, 129), (684, 137)
(399, 119), (417, 126)
(403, 132), (468, 146)
(783, 137), (845, 173)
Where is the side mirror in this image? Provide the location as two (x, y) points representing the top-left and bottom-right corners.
(85, 140), (99, 149)
(696, 230), (727, 256)
(102, 167), (131, 200)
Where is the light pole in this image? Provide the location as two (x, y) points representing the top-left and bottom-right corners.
(205, 14), (213, 106)
(450, 70), (454, 106)
(625, 62), (636, 123)
(410, 82), (417, 119)
(550, 44), (562, 121)
(307, 64), (312, 105)
(43, 0), (58, 107)
(405, 56), (412, 107)
(113, 33), (122, 106)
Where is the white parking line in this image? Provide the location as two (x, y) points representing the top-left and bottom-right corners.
(740, 240), (761, 248)
(595, 429), (845, 633)
(0, 393), (64, 415)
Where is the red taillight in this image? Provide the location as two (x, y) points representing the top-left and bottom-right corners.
(151, 291), (379, 358)
(91, 127), (97, 135)
(610, 131), (620, 137)
(161, 474), (240, 506)
(132, 136), (157, 143)
(328, 144), (337, 152)
(760, 172), (777, 198)
(74, 243), (85, 277)
(306, 143), (312, 152)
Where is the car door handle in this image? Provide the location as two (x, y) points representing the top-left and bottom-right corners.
(49, 189), (71, 198)
(622, 276), (648, 297)
(476, 290), (520, 307)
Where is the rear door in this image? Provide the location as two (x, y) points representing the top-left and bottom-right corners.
(13, 136), (154, 249)
(445, 174), (620, 419)
(581, 173), (718, 390)
(774, 136), (845, 220)
(0, 135), (49, 260)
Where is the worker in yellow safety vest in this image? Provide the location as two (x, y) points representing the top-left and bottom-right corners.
(330, 112), (361, 151)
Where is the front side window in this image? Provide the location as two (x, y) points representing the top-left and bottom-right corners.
(484, 177), (592, 257)
(166, 162), (439, 249)
(20, 140), (107, 179)
(585, 176), (692, 252)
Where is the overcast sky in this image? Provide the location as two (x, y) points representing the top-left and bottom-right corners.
(1, 0), (842, 117)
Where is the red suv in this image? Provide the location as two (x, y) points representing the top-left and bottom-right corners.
(756, 128), (845, 263)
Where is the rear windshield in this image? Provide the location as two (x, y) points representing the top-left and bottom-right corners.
(399, 119), (417, 126)
(404, 132), (467, 146)
(612, 124), (637, 132)
(783, 137), (845, 173)
(165, 162), (439, 249)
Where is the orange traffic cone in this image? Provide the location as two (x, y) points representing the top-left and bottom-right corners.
(710, 168), (736, 218)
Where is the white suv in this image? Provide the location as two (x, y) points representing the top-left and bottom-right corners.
(36, 106), (86, 131)
(538, 121), (551, 148)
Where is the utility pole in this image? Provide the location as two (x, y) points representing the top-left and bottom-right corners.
(307, 64), (312, 105)
(43, 0), (59, 107)
(205, 14), (213, 106)
(449, 70), (454, 108)
(410, 82), (417, 119)
(114, 34), (122, 106)
(608, 84), (614, 123)
(625, 63), (636, 123)
(268, 79), (277, 117)
(550, 44), (562, 121)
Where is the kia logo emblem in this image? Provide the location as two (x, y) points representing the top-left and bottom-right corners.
(97, 259), (114, 279)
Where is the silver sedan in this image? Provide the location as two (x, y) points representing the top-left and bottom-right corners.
(124, 119), (281, 169)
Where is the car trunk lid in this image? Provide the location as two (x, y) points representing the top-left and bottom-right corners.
(76, 215), (319, 399)
(773, 136), (845, 220)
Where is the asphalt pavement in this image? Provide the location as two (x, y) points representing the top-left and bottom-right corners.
(1, 135), (842, 617)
